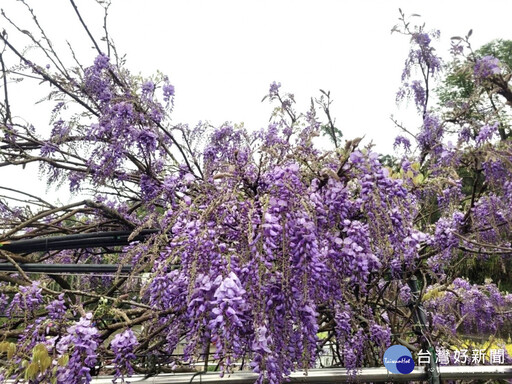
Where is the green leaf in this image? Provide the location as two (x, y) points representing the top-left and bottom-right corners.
(7, 343), (16, 360)
(39, 356), (52, 372)
(33, 343), (47, 354)
(58, 354), (69, 367)
(26, 363), (39, 380)
(413, 174), (425, 185)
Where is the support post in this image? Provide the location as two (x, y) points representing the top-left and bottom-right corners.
(408, 276), (440, 384)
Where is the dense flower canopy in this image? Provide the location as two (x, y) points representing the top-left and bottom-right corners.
(0, 3), (511, 384)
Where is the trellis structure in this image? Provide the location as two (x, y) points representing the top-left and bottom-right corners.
(1, 232), (510, 384)
(0, 230), (157, 253)
(0, 230), (157, 273)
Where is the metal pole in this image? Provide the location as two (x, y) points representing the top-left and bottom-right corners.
(0, 263), (132, 273)
(0, 229), (158, 253)
(408, 276), (440, 384)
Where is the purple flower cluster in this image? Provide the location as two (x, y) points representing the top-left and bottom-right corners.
(7, 281), (43, 317)
(475, 122), (498, 144)
(397, 28), (442, 111)
(369, 322), (391, 348)
(203, 124), (248, 177)
(56, 313), (99, 384)
(470, 194), (512, 247)
(94, 54), (110, 71)
(437, 181), (463, 210)
(482, 158), (510, 186)
(36, 54), (179, 198)
(209, 272), (250, 373)
(7, 15), (512, 384)
(0, 293), (8, 309)
(84, 54), (113, 105)
(410, 80), (426, 111)
(141, 81), (155, 97)
(474, 55), (501, 79)
(417, 113), (444, 158)
(269, 81), (281, 96)
(424, 278), (512, 336)
(46, 293), (67, 320)
(428, 211), (464, 271)
(111, 329), (138, 382)
(210, 273), (247, 329)
(146, 118), (429, 381)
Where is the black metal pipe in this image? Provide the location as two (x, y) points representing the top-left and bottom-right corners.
(408, 276), (440, 384)
(0, 229), (158, 253)
(0, 263), (132, 273)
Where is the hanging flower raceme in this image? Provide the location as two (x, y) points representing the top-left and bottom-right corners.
(208, 272), (251, 374)
(111, 329), (139, 382)
(423, 278), (512, 339)
(6, 281), (43, 317)
(5, 10), (512, 382)
(142, 120), (431, 383)
(46, 294), (67, 321)
(56, 313), (99, 384)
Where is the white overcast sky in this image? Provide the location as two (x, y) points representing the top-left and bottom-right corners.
(2, 0), (512, 201)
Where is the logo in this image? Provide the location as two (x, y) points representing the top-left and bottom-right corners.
(383, 345), (415, 374)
